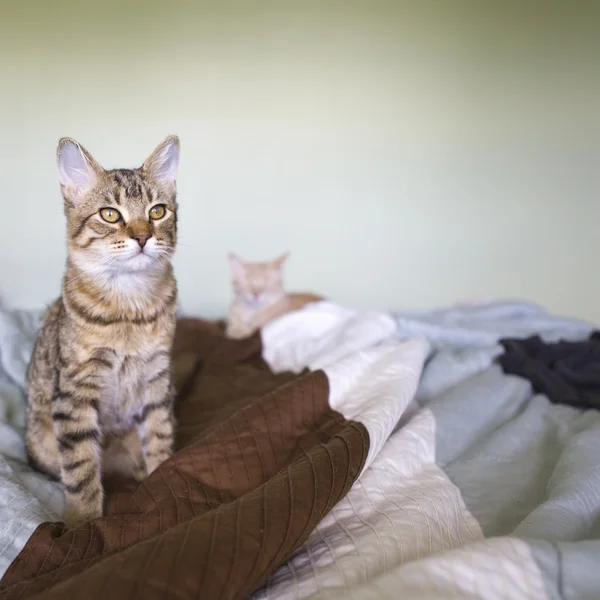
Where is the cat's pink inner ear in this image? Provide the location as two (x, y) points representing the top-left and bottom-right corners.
(144, 136), (180, 185)
(273, 252), (290, 268)
(228, 253), (245, 276)
(57, 138), (99, 205)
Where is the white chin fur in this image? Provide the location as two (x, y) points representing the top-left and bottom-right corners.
(71, 252), (166, 312)
(72, 246), (167, 282)
(119, 252), (156, 272)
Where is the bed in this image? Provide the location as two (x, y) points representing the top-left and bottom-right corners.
(0, 300), (598, 599)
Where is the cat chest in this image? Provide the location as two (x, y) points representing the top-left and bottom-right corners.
(97, 320), (168, 354)
(100, 347), (170, 431)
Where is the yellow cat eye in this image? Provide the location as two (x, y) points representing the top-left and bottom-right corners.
(99, 207), (122, 223)
(149, 204), (166, 220)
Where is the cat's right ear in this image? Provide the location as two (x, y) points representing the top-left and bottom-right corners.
(228, 253), (245, 276)
(142, 135), (180, 188)
(57, 138), (103, 206)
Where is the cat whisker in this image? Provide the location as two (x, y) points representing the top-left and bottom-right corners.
(64, 255), (120, 286)
(154, 250), (175, 265)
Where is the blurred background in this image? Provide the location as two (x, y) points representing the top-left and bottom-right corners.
(1, 0), (599, 320)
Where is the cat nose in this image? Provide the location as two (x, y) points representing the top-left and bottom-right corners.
(132, 233), (151, 249)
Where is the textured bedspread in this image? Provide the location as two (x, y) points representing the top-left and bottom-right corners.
(254, 301), (599, 600)
(0, 301), (598, 599)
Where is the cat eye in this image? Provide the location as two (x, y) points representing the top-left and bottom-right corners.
(99, 207), (122, 223)
(149, 204), (166, 220)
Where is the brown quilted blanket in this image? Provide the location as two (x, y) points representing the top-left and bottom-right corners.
(0, 318), (367, 600)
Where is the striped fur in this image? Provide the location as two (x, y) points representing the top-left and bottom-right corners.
(26, 136), (180, 527)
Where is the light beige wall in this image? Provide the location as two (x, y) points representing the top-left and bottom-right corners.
(1, 1), (599, 320)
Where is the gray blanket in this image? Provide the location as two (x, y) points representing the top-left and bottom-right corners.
(396, 302), (600, 599)
(0, 310), (62, 578)
(253, 301), (599, 599)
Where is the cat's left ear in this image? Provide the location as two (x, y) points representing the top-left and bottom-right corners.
(142, 135), (180, 187)
(273, 252), (289, 268)
(228, 253), (245, 276)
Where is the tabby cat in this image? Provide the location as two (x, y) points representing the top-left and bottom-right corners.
(225, 252), (322, 339)
(26, 136), (180, 527)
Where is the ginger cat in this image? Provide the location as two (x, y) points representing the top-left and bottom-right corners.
(225, 252), (322, 339)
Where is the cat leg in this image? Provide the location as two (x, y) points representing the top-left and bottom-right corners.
(135, 375), (175, 476)
(26, 403), (61, 479)
(103, 430), (146, 482)
(53, 399), (103, 526)
(53, 354), (112, 527)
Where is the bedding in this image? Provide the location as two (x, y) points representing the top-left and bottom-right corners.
(0, 300), (597, 599)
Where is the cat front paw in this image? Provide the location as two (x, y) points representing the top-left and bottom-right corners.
(145, 449), (173, 477)
(132, 462), (148, 482)
(63, 497), (103, 528)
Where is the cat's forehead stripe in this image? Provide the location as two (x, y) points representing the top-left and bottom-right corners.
(112, 169), (145, 199)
